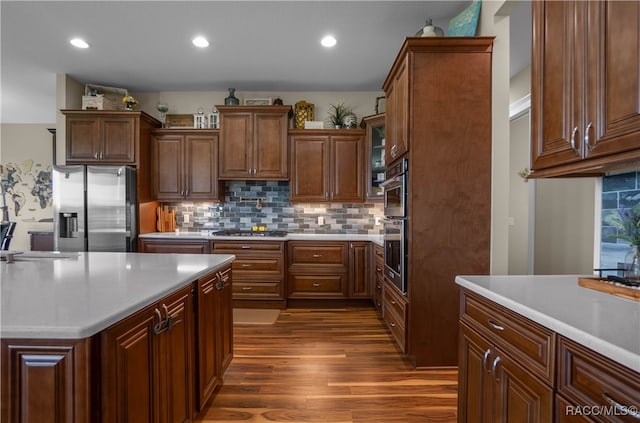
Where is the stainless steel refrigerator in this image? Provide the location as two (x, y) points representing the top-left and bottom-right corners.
(53, 165), (137, 252)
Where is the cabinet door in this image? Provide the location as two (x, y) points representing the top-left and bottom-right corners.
(254, 111), (288, 179)
(216, 267), (234, 372)
(1, 339), (91, 423)
(331, 135), (364, 202)
(101, 307), (157, 423)
(531, 1), (584, 170)
(185, 134), (221, 200)
(584, 1), (640, 158)
(219, 112), (252, 178)
(386, 57), (409, 164)
(458, 323), (492, 423)
(195, 272), (220, 411)
(290, 135), (330, 202)
(364, 114), (386, 201)
(157, 287), (193, 423)
(493, 348), (554, 423)
(66, 116), (101, 162)
(349, 242), (370, 298)
(152, 134), (184, 200)
(101, 116), (136, 163)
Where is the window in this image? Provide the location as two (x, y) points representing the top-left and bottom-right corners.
(600, 171), (640, 271)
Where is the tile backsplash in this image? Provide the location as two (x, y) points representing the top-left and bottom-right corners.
(166, 181), (383, 234)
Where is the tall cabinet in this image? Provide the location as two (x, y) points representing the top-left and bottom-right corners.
(382, 37), (493, 367)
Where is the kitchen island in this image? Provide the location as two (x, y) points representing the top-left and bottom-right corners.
(1, 251), (235, 423)
(456, 275), (640, 422)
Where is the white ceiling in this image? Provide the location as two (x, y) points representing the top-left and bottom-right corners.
(0, 1), (531, 124)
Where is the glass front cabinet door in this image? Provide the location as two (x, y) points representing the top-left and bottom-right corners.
(362, 113), (386, 201)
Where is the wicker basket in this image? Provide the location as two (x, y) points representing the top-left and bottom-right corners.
(295, 100), (315, 129)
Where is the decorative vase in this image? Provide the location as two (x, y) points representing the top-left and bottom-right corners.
(224, 88), (239, 105)
(624, 245), (640, 280)
(343, 114), (357, 129)
(125, 102), (136, 111)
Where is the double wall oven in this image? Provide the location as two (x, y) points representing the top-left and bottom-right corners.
(381, 158), (408, 294)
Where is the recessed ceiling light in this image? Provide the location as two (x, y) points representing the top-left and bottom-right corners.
(70, 38), (90, 49)
(192, 36), (210, 48)
(321, 35), (337, 48)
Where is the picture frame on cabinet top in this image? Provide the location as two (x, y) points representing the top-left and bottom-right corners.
(243, 98), (272, 106)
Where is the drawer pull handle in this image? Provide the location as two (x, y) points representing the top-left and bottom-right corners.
(602, 393), (640, 419)
(312, 254), (322, 258)
(390, 322), (396, 327)
(491, 356), (501, 382)
(488, 320), (505, 331)
(376, 267), (382, 272)
(391, 300), (396, 305)
(241, 264), (252, 267)
(242, 287), (252, 291)
(482, 349), (491, 372)
(312, 283), (321, 287)
(241, 245), (251, 249)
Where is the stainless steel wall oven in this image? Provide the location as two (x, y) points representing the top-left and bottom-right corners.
(382, 158), (408, 294)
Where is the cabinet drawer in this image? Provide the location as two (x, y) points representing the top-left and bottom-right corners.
(233, 281), (282, 297)
(558, 336), (640, 422)
(288, 274), (346, 298)
(232, 257), (283, 275)
(213, 241), (284, 253)
(288, 242), (347, 269)
(384, 278), (407, 324)
(460, 290), (555, 384)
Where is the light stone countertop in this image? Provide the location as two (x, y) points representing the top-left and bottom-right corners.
(1, 252), (235, 339)
(140, 231), (384, 246)
(455, 274), (640, 373)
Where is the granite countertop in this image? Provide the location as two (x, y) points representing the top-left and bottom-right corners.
(140, 231), (384, 246)
(455, 274), (640, 373)
(0, 252), (234, 339)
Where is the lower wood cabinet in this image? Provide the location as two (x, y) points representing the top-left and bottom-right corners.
(1, 265), (233, 423)
(213, 240), (285, 308)
(458, 289), (640, 423)
(372, 244), (384, 315)
(287, 241), (349, 298)
(139, 238), (211, 254)
(195, 266), (232, 411)
(383, 278), (408, 353)
(0, 338), (92, 423)
(100, 284), (194, 423)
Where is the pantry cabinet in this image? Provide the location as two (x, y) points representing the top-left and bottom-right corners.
(289, 129), (365, 203)
(531, 1), (640, 177)
(217, 105), (291, 180)
(151, 129), (223, 201)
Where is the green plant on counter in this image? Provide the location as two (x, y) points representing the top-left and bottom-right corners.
(604, 204), (640, 247)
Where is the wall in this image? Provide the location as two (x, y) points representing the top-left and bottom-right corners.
(169, 181), (383, 234)
(0, 124), (55, 250)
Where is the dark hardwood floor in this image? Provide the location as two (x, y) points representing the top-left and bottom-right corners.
(196, 307), (458, 422)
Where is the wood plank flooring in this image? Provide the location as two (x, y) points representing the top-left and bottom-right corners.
(195, 307), (458, 423)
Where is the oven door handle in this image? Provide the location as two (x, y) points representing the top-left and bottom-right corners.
(380, 177), (401, 189)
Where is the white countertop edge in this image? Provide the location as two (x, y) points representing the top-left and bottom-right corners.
(0, 255), (235, 340)
(140, 232), (384, 245)
(455, 276), (640, 373)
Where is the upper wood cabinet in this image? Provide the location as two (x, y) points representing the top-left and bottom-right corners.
(531, 1), (640, 177)
(289, 129), (365, 203)
(362, 114), (386, 201)
(151, 129), (223, 201)
(384, 56), (409, 164)
(217, 105), (291, 180)
(63, 110), (160, 165)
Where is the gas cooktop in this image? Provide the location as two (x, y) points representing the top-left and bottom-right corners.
(210, 229), (288, 237)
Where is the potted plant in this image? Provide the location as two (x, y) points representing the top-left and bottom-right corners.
(604, 204), (640, 279)
(327, 100), (352, 129)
